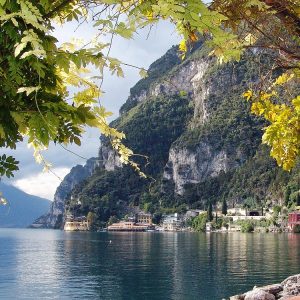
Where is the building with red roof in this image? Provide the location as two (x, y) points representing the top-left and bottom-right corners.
(288, 211), (300, 231)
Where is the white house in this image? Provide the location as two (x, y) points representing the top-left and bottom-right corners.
(162, 213), (181, 231)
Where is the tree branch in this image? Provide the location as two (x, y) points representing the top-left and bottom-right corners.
(44, 0), (75, 19)
(259, 0), (300, 36)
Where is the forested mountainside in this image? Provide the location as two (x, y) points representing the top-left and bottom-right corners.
(34, 42), (300, 229)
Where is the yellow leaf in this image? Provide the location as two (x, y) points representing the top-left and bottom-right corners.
(139, 68), (148, 78)
(179, 39), (187, 53)
(243, 90), (253, 101)
(273, 73), (294, 86)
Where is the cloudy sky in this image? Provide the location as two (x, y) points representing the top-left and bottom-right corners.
(3, 20), (180, 200)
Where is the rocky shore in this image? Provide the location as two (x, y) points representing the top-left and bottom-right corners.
(229, 274), (300, 300)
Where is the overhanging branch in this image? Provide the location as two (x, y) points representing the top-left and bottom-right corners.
(44, 0), (76, 19)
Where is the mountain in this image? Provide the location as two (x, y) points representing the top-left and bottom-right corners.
(31, 157), (98, 229)
(0, 182), (51, 228)
(35, 40), (299, 229)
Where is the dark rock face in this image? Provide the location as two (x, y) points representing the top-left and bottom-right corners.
(31, 157), (98, 228)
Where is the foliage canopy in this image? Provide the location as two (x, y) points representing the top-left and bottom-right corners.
(0, 0), (299, 181)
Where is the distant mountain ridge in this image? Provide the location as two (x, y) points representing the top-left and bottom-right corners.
(0, 182), (51, 228)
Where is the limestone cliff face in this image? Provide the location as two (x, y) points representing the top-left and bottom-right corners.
(98, 137), (122, 172)
(100, 57), (212, 175)
(126, 57), (211, 123)
(31, 157), (98, 228)
(96, 47), (256, 197)
(160, 50), (259, 195)
(163, 145), (240, 195)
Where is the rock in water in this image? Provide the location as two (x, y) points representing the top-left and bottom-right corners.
(258, 284), (283, 295)
(281, 275), (300, 296)
(244, 289), (275, 300)
(230, 295), (245, 300)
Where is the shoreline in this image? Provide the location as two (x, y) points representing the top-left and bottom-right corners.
(229, 274), (300, 300)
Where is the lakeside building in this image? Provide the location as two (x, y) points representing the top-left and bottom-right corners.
(184, 209), (205, 220)
(231, 215), (269, 222)
(107, 221), (150, 231)
(107, 213), (154, 231)
(227, 208), (247, 216)
(136, 213), (152, 225)
(162, 213), (181, 231)
(226, 206), (272, 222)
(227, 207), (265, 217)
(288, 211), (300, 231)
(64, 216), (89, 231)
(206, 222), (213, 232)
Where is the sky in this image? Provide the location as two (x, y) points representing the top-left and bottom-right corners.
(2, 19), (181, 200)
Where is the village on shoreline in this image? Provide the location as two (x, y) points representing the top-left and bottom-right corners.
(63, 204), (300, 234)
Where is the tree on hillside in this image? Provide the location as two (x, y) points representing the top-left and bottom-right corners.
(222, 198), (228, 215)
(207, 202), (213, 222)
(192, 212), (207, 232)
(285, 186), (292, 207)
(0, 0), (299, 183)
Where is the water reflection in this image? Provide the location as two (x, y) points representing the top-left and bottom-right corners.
(0, 229), (300, 300)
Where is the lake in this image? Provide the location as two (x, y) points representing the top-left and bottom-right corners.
(0, 229), (300, 299)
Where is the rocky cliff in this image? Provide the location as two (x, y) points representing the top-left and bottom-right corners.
(38, 41), (299, 226)
(32, 157), (98, 228)
(161, 52), (261, 195)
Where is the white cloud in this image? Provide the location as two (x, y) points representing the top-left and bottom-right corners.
(12, 168), (71, 200)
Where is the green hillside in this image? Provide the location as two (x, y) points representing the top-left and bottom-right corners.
(63, 43), (299, 228)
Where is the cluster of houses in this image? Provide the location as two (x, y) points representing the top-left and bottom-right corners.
(107, 214), (154, 232)
(107, 213), (182, 232)
(105, 208), (300, 232)
(207, 208), (300, 232)
(63, 208), (300, 233)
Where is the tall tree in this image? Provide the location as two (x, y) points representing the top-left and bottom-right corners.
(207, 202), (213, 222)
(297, 193), (300, 207)
(222, 198), (228, 215)
(285, 186), (292, 207)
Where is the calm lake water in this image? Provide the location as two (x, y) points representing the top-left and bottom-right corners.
(0, 229), (300, 300)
